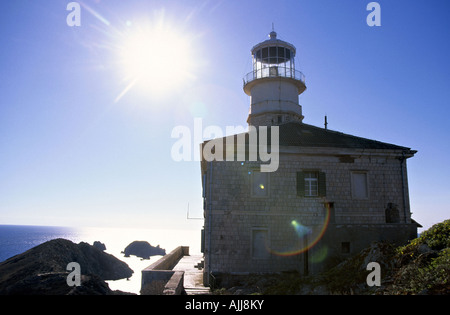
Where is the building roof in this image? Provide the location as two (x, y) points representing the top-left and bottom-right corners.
(277, 122), (414, 152)
(203, 121), (416, 156)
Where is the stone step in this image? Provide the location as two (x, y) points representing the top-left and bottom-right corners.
(184, 287), (211, 295)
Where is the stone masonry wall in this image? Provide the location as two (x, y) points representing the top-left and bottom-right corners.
(203, 150), (415, 279)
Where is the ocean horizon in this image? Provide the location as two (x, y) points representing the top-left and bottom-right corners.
(0, 224), (202, 294)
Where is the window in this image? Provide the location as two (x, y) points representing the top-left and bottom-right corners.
(305, 172), (318, 197)
(278, 47), (285, 62)
(341, 242), (350, 254)
(269, 47), (277, 64)
(251, 171), (269, 197)
(352, 171), (368, 199)
(255, 49), (262, 60)
(285, 49), (291, 60)
(297, 171), (326, 197)
(262, 47), (268, 60)
(252, 229), (269, 259)
(269, 66), (278, 76)
(385, 203), (400, 223)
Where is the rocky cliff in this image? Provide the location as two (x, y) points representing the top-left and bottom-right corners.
(0, 238), (134, 295)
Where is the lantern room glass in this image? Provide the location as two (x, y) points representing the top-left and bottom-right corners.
(253, 46), (295, 80)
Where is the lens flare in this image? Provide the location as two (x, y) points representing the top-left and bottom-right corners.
(310, 245), (329, 264)
(291, 220), (312, 238)
(269, 201), (331, 256)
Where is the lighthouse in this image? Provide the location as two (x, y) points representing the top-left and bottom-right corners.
(199, 30), (418, 287)
(243, 30), (306, 127)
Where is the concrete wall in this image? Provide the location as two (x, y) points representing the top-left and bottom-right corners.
(144, 246), (189, 271)
(141, 246), (189, 295)
(250, 80), (299, 106)
(247, 79), (303, 127)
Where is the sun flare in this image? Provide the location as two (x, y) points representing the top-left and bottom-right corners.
(116, 18), (196, 100)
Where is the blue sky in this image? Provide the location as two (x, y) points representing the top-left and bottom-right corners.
(0, 0), (449, 232)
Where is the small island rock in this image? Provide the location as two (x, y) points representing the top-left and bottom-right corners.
(122, 241), (166, 259)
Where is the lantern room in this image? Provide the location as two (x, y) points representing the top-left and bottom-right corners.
(243, 31), (307, 127)
(243, 30), (306, 96)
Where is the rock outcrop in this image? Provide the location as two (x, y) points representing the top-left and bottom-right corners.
(93, 241), (106, 251)
(0, 238), (134, 295)
(2, 272), (133, 295)
(122, 241), (166, 259)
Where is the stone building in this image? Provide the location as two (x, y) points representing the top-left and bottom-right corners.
(200, 31), (419, 286)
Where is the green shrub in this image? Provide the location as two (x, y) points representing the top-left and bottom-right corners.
(403, 248), (450, 294)
(397, 220), (450, 259)
(394, 220), (450, 294)
(420, 220), (450, 250)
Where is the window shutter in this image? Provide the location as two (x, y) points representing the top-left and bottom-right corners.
(297, 172), (305, 197)
(318, 172), (327, 197)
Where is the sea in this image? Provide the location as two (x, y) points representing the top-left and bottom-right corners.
(0, 225), (202, 294)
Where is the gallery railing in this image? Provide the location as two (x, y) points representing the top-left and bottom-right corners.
(243, 66), (306, 86)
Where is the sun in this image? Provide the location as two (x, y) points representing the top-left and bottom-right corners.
(116, 17), (196, 101)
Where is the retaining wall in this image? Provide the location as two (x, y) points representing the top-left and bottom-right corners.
(141, 246), (189, 295)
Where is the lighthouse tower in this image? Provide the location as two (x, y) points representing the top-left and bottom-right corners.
(243, 30), (306, 127)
